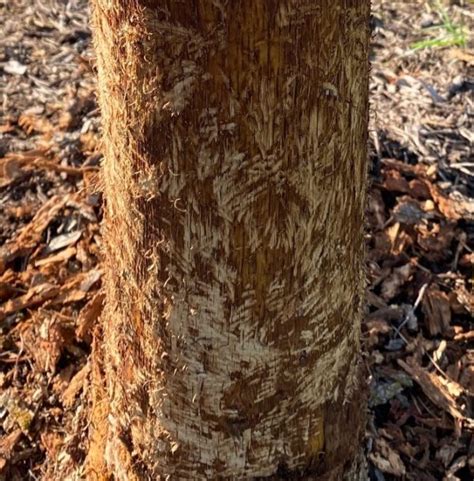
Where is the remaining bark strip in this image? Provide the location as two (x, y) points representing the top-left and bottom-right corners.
(90, 1), (370, 479)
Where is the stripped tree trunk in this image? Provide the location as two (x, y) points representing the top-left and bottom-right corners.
(89, 1), (370, 479)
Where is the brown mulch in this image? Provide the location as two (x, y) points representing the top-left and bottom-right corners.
(0, 1), (472, 480)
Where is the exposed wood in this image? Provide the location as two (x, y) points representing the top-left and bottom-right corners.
(90, 1), (370, 479)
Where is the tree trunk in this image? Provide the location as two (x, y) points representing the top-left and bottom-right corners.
(89, 1), (370, 479)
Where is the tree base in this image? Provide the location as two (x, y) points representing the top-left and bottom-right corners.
(255, 449), (367, 481)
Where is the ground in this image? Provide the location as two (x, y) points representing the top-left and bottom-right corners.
(0, 1), (472, 480)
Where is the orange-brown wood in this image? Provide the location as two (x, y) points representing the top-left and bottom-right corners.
(89, 1), (370, 479)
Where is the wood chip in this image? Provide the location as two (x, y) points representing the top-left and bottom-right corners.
(76, 291), (104, 342)
(0, 195), (71, 274)
(61, 362), (90, 408)
(399, 360), (474, 430)
(0, 429), (22, 472)
(422, 287), (452, 336)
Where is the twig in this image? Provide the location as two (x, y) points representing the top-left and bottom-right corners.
(393, 283), (428, 337)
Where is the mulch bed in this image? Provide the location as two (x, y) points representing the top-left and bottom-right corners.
(0, 1), (472, 480)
